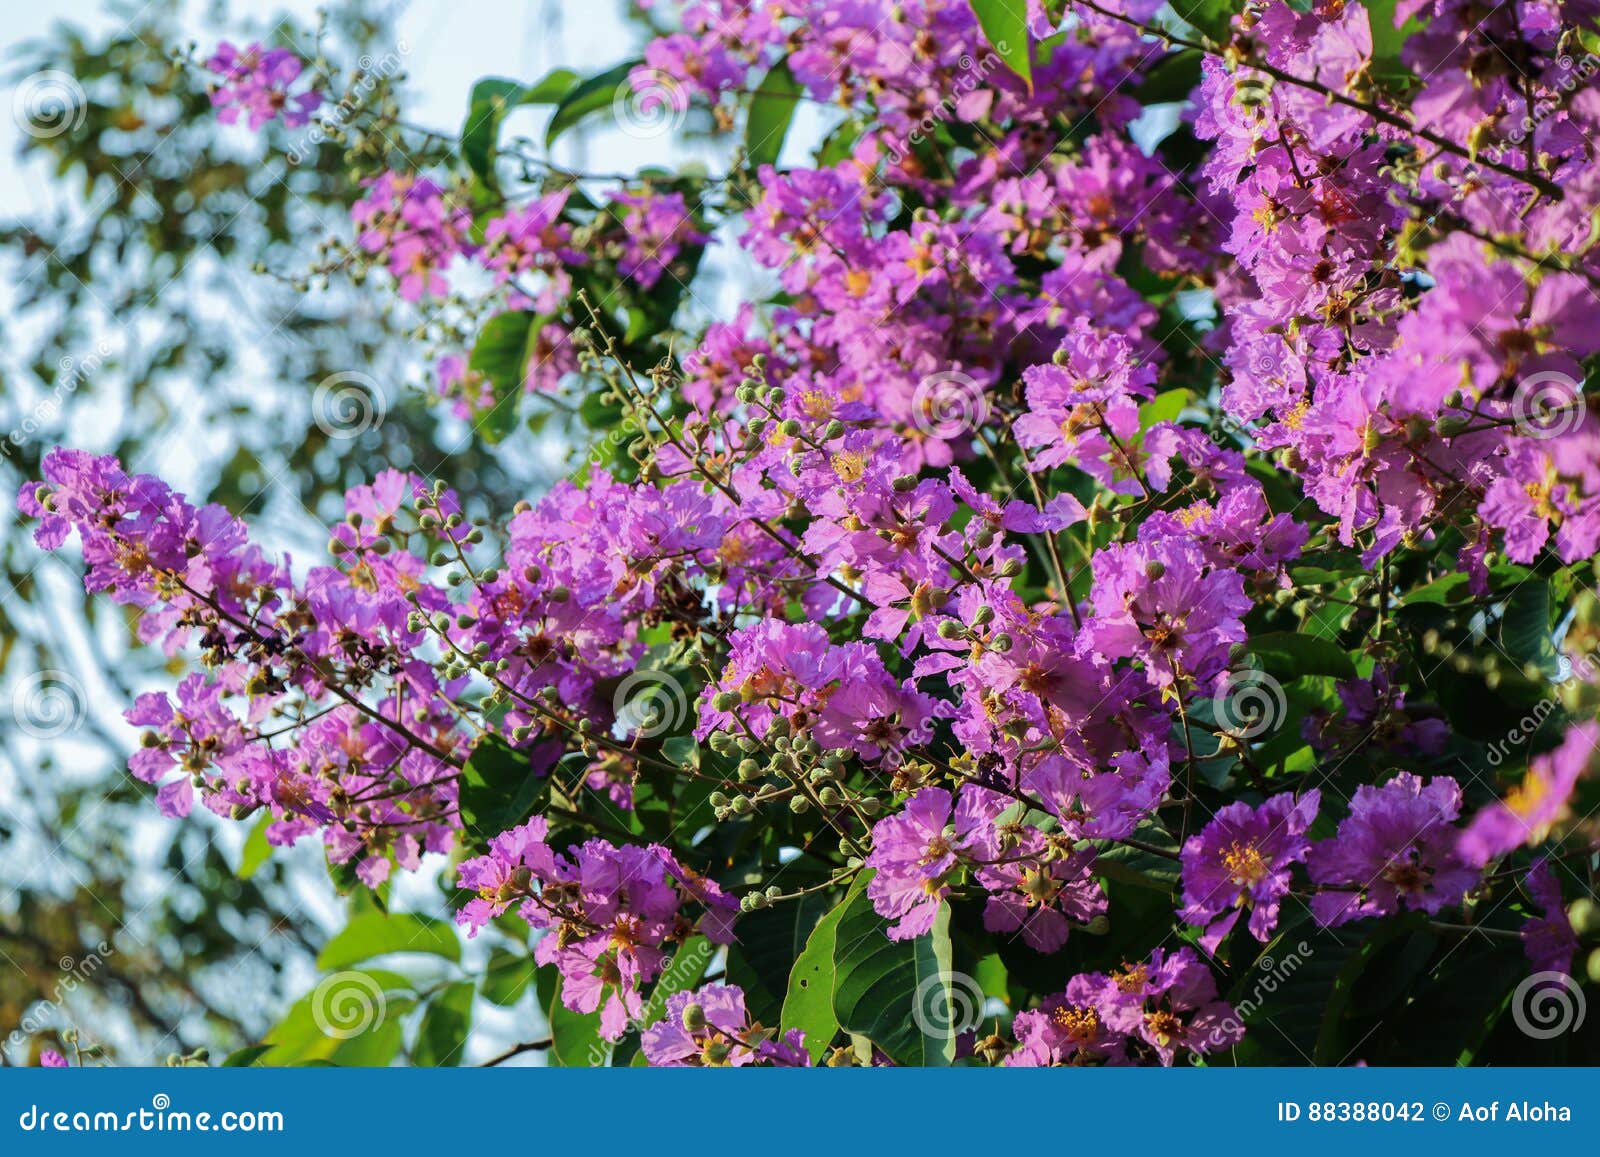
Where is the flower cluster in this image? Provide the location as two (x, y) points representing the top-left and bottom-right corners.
(457, 818), (736, 1038)
(1007, 948), (1243, 1067)
(641, 983), (810, 1067)
(205, 41), (323, 131)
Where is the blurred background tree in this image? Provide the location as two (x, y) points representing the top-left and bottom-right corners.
(0, 0), (540, 1065)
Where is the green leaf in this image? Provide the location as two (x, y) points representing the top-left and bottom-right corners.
(1132, 49), (1202, 105)
(220, 1045), (273, 1067)
(1400, 571), (1474, 605)
(317, 911), (461, 970)
(457, 732), (550, 839)
(1313, 913), (1428, 1065)
(1359, 0), (1420, 83)
(546, 61), (642, 149)
(539, 965), (608, 1067)
(1244, 631), (1357, 681)
(746, 57), (800, 168)
(724, 889), (829, 1027)
(237, 812), (272, 880)
(257, 969), (412, 1066)
(966, 0), (1032, 89)
(482, 948), (538, 1007)
(1175, 0), (1243, 41)
(460, 70), (579, 190)
(1092, 830), (1181, 892)
(412, 980), (475, 1066)
(331, 1015), (405, 1067)
(831, 870), (957, 1065)
(467, 312), (537, 444)
(1138, 388), (1190, 431)
(781, 876), (863, 1060)
(1499, 579), (1558, 677)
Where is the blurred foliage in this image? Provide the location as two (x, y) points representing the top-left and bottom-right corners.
(0, 1), (537, 1065)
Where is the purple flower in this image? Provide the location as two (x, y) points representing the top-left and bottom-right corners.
(1083, 538), (1250, 690)
(205, 41), (323, 131)
(865, 786), (997, 939)
(1520, 860), (1578, 977)
(1005, 995), (1127, 1067)
(1459, 723), (1597, 866)
(1181, 791), (1320, 950)
(641, 983), (809, 1067)
(1308, 773), (1479, 926)
(1068, 947), (1243, 1066)
(977, 842), (1108, 954)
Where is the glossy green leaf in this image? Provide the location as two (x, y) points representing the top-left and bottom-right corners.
(237, 812), (272, 880)
(460, 70), (579, 190)
(1176, 0), (1243, 41)
(317, 911), (461, 970)
(413, 980), (475, 1066)
(457, 732), (549, 839)
(467, 311), (538, 444)
(220, 1044), (273, 1067)
(966, 0), (1032, 89)
(482, 948), (538, 1007)
(1244, 631), (1357, 681)
(781, 875), (864, 1060)
(746, 57), (800, 168)
(831, 870), (957, 1065)
(546, 61), (642, 149)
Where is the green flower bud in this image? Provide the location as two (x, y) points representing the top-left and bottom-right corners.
(681, 1002), (707, 1032)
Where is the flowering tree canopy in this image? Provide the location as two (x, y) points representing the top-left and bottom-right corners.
(19, 0), (1600, 1066)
